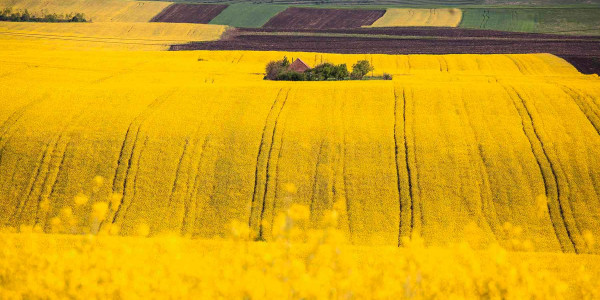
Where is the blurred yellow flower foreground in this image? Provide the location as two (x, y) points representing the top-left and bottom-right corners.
(1, 203), (599, 299)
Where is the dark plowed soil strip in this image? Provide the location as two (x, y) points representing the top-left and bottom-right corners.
(262, 7), (385, 30)
(240, 27), (600, 40)
(150, 4), (228, 24)
(560, 56), (600, 75)
(170, 34), (600, 57)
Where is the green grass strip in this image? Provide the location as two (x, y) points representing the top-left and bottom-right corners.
(209, 3), (288, 28)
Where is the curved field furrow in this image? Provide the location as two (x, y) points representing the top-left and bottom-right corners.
(455, 89), (499, 238)
(503, 86), (572, 251)
(0, 97), (44, 168)
(258, 96), (290, 241)
(161, 138), (190, 230)
(105, 90), (175, 231)
(249, 88), (290, 239)
(3, 97), (87, 228)
(393, 86), (414, 244)
(512, 84), (600, 253)
(405, 87), (423, 237)
(561, 85), (600, 136)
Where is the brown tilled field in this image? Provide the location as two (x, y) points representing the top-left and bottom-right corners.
(241, 27), (597, 39)
(262, 7), (385, 30)
(150, 3), (228, 24)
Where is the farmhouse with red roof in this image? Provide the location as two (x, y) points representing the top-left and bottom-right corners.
(289, 58), (311, 73)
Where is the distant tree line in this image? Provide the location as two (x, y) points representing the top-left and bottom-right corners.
(0, 8), (87, 22)
(265, 57), (392, 81)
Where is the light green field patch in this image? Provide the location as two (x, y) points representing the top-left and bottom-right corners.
(209, 3), (288, 28)
(459, 8), (600, 35)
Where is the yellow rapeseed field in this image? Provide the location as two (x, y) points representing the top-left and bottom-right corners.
(368, 8), (463, 27)
(0, 0), (171, 22)
(0, 21), (228, 50)
(1, 205), (599, 298)
(1, 26), (600, 297)
(0, 42), (598, 250)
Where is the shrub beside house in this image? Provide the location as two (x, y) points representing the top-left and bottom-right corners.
(264, 57), (392, 81)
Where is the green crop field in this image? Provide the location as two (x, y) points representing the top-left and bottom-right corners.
(209, 3), (287, 28)
(460, 8), (600, 35)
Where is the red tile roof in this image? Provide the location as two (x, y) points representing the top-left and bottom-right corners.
(289, 58), (311, 73)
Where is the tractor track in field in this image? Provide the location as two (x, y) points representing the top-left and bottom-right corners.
(456, 89), (500, 238)
(0, 97), (45, 168)
(175, 94), (221, 235)
(10, 108), (82, 227)
(34, 137), (71, 228)
(162, 138), (190, 229)
(339, 91), (353, 242)
(120, 136), (150, 228)
(560, 85), (600, 136)
(183, 135), (212, 236)
(249, 88), (290, 240)
(249, 89), (283, 236)
(393, 87), (414, 245)
(257, 91), (289, 240)
(310, 139), (327, 226)
(403, 87), (423, 237)
(177, 125), (212, 236)
(105, 90), (175, 230)
(8, 141), (52, 225)
(267, 116), (288, 239)
(504, 85), (578, 253)
(515, 88), (583, 253)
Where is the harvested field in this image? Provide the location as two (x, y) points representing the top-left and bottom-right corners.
(262, 7), (385, 30)
(150, 3), (228, 24)
(368, 8), (463, 28)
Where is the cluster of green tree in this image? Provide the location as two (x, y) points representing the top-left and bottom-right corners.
(0, 8), (86, 22)
(265, 57), (392, 81)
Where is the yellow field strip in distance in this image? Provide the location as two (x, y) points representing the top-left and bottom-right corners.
(368, 8), (463, 27)
(0, 0), (171, 22)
